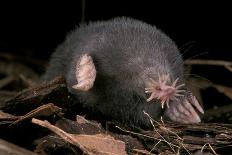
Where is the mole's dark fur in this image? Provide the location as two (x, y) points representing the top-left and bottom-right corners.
(44, 17), (202, 128)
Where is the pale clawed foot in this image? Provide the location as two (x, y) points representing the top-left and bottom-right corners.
(72, 54), (96, 91)
(164, 94), (204, 124)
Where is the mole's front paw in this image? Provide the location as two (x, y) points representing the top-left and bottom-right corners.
(72, 54), (96, 91)
(164, 94), (204, 124)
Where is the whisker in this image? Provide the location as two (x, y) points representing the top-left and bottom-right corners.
(179, 41), (197, 52)
(176, 84), (185, 89)
(184, 73), (212, 83)
(184, 51), (209, 63)
(176, 90), (186, 93)
(175, 94), (185, 97)
(161, 101), (165, 109)
(172, 41), (197, 65)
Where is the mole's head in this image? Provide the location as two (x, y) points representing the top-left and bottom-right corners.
(144, 72), (204, 124)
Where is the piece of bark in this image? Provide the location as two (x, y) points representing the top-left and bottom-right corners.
(0, 139), (38, 155)
(55, 116), (104, 135)
(34, 116), (144, 154)
(126, 121), (232, 154)
(0, 76), (71, 115)
(32, 118), (127, 155)
(56, 116), (145, 152)
(34, 135), (80, 155)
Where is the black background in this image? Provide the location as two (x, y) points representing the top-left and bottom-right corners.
(0, 1), (232, 61)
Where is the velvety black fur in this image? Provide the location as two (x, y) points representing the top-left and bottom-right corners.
(43, 17), (184, 127)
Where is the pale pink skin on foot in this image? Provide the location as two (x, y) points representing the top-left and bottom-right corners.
(72, 54), (96, 91)
(145, 73), (204, 124)
(165, 95), (204, 123)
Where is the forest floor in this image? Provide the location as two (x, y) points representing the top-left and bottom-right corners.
(0, 52), (232, 155)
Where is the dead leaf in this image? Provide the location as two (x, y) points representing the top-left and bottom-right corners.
(32, 118), (127, 155)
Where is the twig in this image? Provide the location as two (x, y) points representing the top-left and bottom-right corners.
(0, 76), (15, 89)
(115, 126), (160, 141)
(201, 143), (218, 155)
(132, 149), (157, 155)
(32, 118), (90, 155)
(184, 59), (232, 72)
(188, 77), (232, 101)
(19, 74), (37, 87)
(0, 52), (46, 67)
(144, 112), (177, 154)
(214, 84), (232, 100)
(143, 111), (191, 155)
(148, 139), (161, 154)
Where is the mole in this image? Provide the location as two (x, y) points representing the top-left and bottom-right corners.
(43, 17), (204, 128)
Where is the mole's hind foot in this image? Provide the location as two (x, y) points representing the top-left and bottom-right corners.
(72, 54), (96, 91)
(164, 94), (204, 124)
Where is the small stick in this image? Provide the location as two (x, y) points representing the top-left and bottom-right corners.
(0, 76), (15, 89)
(201, 143), (218, 155)
(31, 118), (90, 155)
(184, 59), (232, 72)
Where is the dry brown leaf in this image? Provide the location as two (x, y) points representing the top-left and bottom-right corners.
(32, 118), (127, 155)
(75, 134), (127, 155)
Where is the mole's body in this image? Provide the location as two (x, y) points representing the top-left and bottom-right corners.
(44, 17), (204, 127)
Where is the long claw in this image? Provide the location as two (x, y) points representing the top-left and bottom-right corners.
(166, 98), (170, 108)
(161, 100), (165, 109)
(176, 102), (191, 117)
(184, 100), (201, 123)
(147, 93), (156, 102)
(191, 95), (204, 114)
(165, 104), (190, 124)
